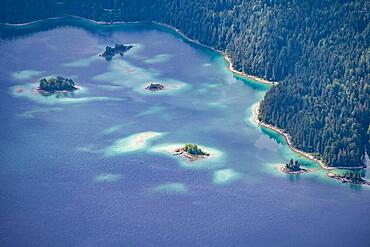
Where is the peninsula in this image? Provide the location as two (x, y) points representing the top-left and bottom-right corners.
(328, 170), (370, 186)
(38, 76), (78, 95)
(174, 144), (210, 161)
(100, 44), (133, 60)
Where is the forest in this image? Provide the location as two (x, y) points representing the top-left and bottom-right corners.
(0, 0), (369, 168)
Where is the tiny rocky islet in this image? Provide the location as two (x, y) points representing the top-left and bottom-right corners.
(145, 83), (165, 91)
(100, 43), (133, 60)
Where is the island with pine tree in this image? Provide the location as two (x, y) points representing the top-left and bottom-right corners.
(281, 159), (308, 174)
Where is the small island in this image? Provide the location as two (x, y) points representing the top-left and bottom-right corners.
(174, 144), (210, 161)
(38, 76), (78, 95)
(281, 159), (307, 174)
(100, 44), (133, 60)
(145, 83), (165, 91)
(328, 170), (370, 186)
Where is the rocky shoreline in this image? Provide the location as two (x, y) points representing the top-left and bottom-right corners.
(253, 104), (369, 185)
(151, 18), (368, 178)
(327, 173), (370, 186)
(253, 104), (366, 170)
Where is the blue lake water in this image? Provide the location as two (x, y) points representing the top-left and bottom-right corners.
(0, 17), (369, 247)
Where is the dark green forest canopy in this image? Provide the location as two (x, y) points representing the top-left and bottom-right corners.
(1, 0), (369, 167)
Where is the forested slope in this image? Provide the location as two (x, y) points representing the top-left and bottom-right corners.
(0, 0), (369, 167)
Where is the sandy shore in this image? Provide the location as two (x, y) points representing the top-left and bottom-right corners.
(151, 21), (277, 86)
(1, 16), (63, 26)
(222, 54), (276, 86)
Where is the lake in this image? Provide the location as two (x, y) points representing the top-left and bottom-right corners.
(0, 16), (369, 247)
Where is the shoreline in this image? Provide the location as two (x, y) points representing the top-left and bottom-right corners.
(0, 16), (64, 26)
(327, 173), (370, 186)
(151, 21), (276, 86)
(3, 15), (365, 173)
(252, 103), (365, 170)
(222, 54), (276, 86)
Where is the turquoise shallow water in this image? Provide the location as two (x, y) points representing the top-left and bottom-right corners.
(0, 17), (369, 247)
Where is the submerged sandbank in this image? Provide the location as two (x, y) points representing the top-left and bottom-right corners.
(95, 173), (122, 183)
(103, 131), (164, 156)
(152, 182), (188, 194)
(213, 169), (242, 185)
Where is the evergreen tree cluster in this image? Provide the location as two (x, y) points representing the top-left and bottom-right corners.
(184, 144), (208, 156)
(285, 159), (301, 172)
(39, 76), (76, 92)
(0, 0), (368, 167)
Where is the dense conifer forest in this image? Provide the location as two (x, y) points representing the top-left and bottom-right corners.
(0, 0), (369, 168)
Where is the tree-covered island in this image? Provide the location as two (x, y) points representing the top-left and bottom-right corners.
(174, 144), (210, 161)
(145, 83), (165, 91)
(38, 76), (78, 95)
(100, 44), (133, 60)
(281, 159), (307, 174)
